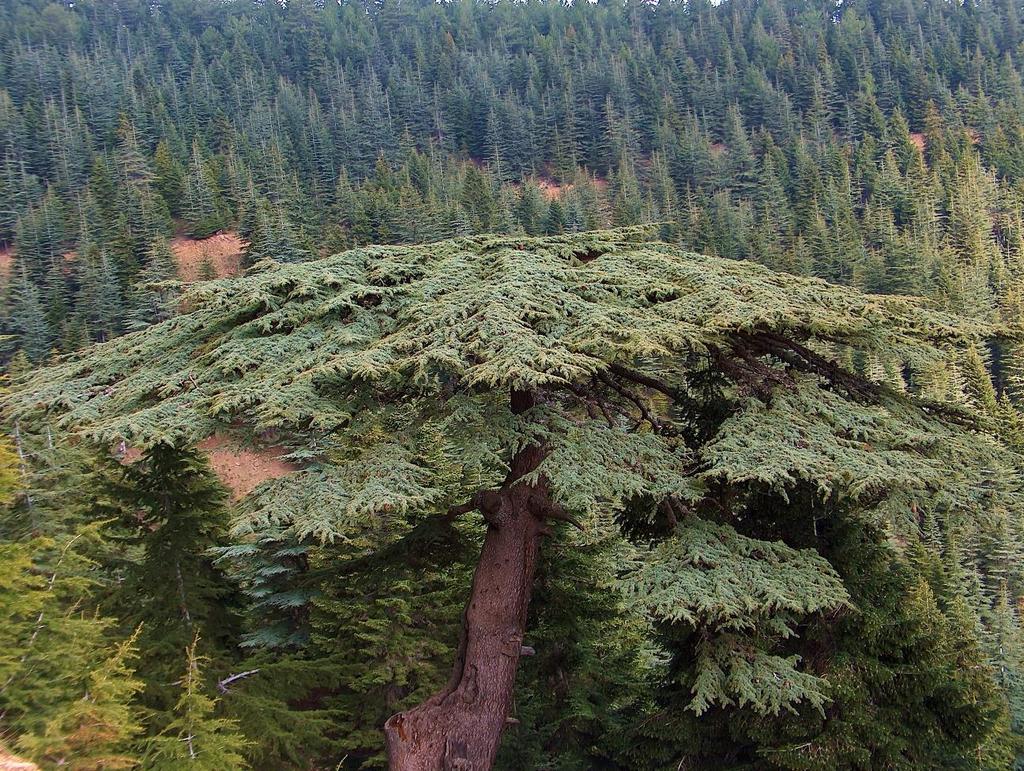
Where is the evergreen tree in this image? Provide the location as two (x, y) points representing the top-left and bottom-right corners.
(153, 140), (186, 218)
(17, 630), (146, 770)
(638, 513), (1014, 770)
(498, 533), (651, 770)
(515, 180), (547, 236)
(127, 238), (181, 330)
(75, 249), (124, 343)
(9, 269), (52, 363)
(143, 635), (249, 770)
(0, 528), (146, 768)
(184, 142), (229, 239)
(6, 2), (1024, 766)
(98, 445), (241, 722)
(13, 230), (1021, 767)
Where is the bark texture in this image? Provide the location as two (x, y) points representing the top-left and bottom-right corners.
(384, 390), (551, 770)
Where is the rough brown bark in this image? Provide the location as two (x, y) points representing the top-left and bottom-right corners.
(383, 390), (551, 770)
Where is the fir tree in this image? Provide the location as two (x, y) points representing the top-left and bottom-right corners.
(153, 141), (186, 218)
(98, 445), (241, 722)
(0, 528), (146, 768)
(10, 269), (52, 363)
(127, 238), (181, 330)
(184, 142), (229, 239)
(18, 630), (146, 770)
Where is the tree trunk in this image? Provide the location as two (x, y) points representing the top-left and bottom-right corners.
(384, 483), (545, 769)
(384, 392), (549, 770)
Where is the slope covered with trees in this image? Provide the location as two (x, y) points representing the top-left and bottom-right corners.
(4, 0), (1024, 768)
(2, 0), (1024, 361)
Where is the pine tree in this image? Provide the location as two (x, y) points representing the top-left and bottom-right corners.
(307, 519), (476, 767)
(10, 269), (52, 363)
(14, 189), (66, 282)
(127, 237), (181, 330)
(0, 530), (146, 768)
(636, 513), (1015, 770)
(515, 180), (547, 235)
(18, 630), (146, 770)
(543, 198), (567, 236)
(75, 249), (124, 343)
(610, 156), (643, 227)
(497, 532), (651, 769)
(461, 164), (498, 233)
(988, 584), (1024, 767)
(184, 142), (229, 239)
(153, 141), (186, 218)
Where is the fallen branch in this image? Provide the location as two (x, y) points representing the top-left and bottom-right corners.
(217, 669), (261, 693)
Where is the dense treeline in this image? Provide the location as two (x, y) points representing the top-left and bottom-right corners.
(4, 0), (1024, 768)
(3, 0), (1024, 357)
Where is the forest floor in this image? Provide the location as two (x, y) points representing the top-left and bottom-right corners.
(195, 434), (296, 499)
(536, 178), (568, 200)
(171, 231), (245, 281)
(124, 434), (296, 499)
(535, 173), (608, 200)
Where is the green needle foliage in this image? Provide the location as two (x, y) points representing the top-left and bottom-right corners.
(8, 228), (1024, 765)
(94, 445), (242, 725)
(0, 530), (147, 768)
(143, 635), (249, 771)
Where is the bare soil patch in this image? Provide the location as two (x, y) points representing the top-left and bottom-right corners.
(532, 172), (609, 201)
(197, 434), (297, 500)
(0, 247), (12, 285)
(536, 178), (569, 200)
(172, 232), (245, 282)
(123, 434), (297, 500)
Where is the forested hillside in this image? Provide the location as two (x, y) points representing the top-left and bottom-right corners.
(3, 0), (1024, 358)
(4, 0), (1024, 769)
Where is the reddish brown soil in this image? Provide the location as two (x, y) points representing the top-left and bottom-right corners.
(0, 232), (245, 288)
(171, 232), (245, 282)
(531, 172), (608, 201)
(123, 434), (297, 500)
(0, 246), (12, 285)
(197, 435), (296, 500)
(909, 132), (927, 153)
(536, 178), (569, 200)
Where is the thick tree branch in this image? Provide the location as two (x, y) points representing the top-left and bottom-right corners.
(598, 372), (675, 435)
(747, 332), (876, 400)
(606, 363), (682, 400)
(442, 494), (483, 522)
(542, 506), (585, 532)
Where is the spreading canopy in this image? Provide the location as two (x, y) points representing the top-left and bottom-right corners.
(9, 227), (1022, 718)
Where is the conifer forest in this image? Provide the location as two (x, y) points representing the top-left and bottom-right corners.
(9, 0), (1024, 768)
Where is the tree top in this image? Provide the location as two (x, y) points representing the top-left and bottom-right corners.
(8, 227), (994, 444)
